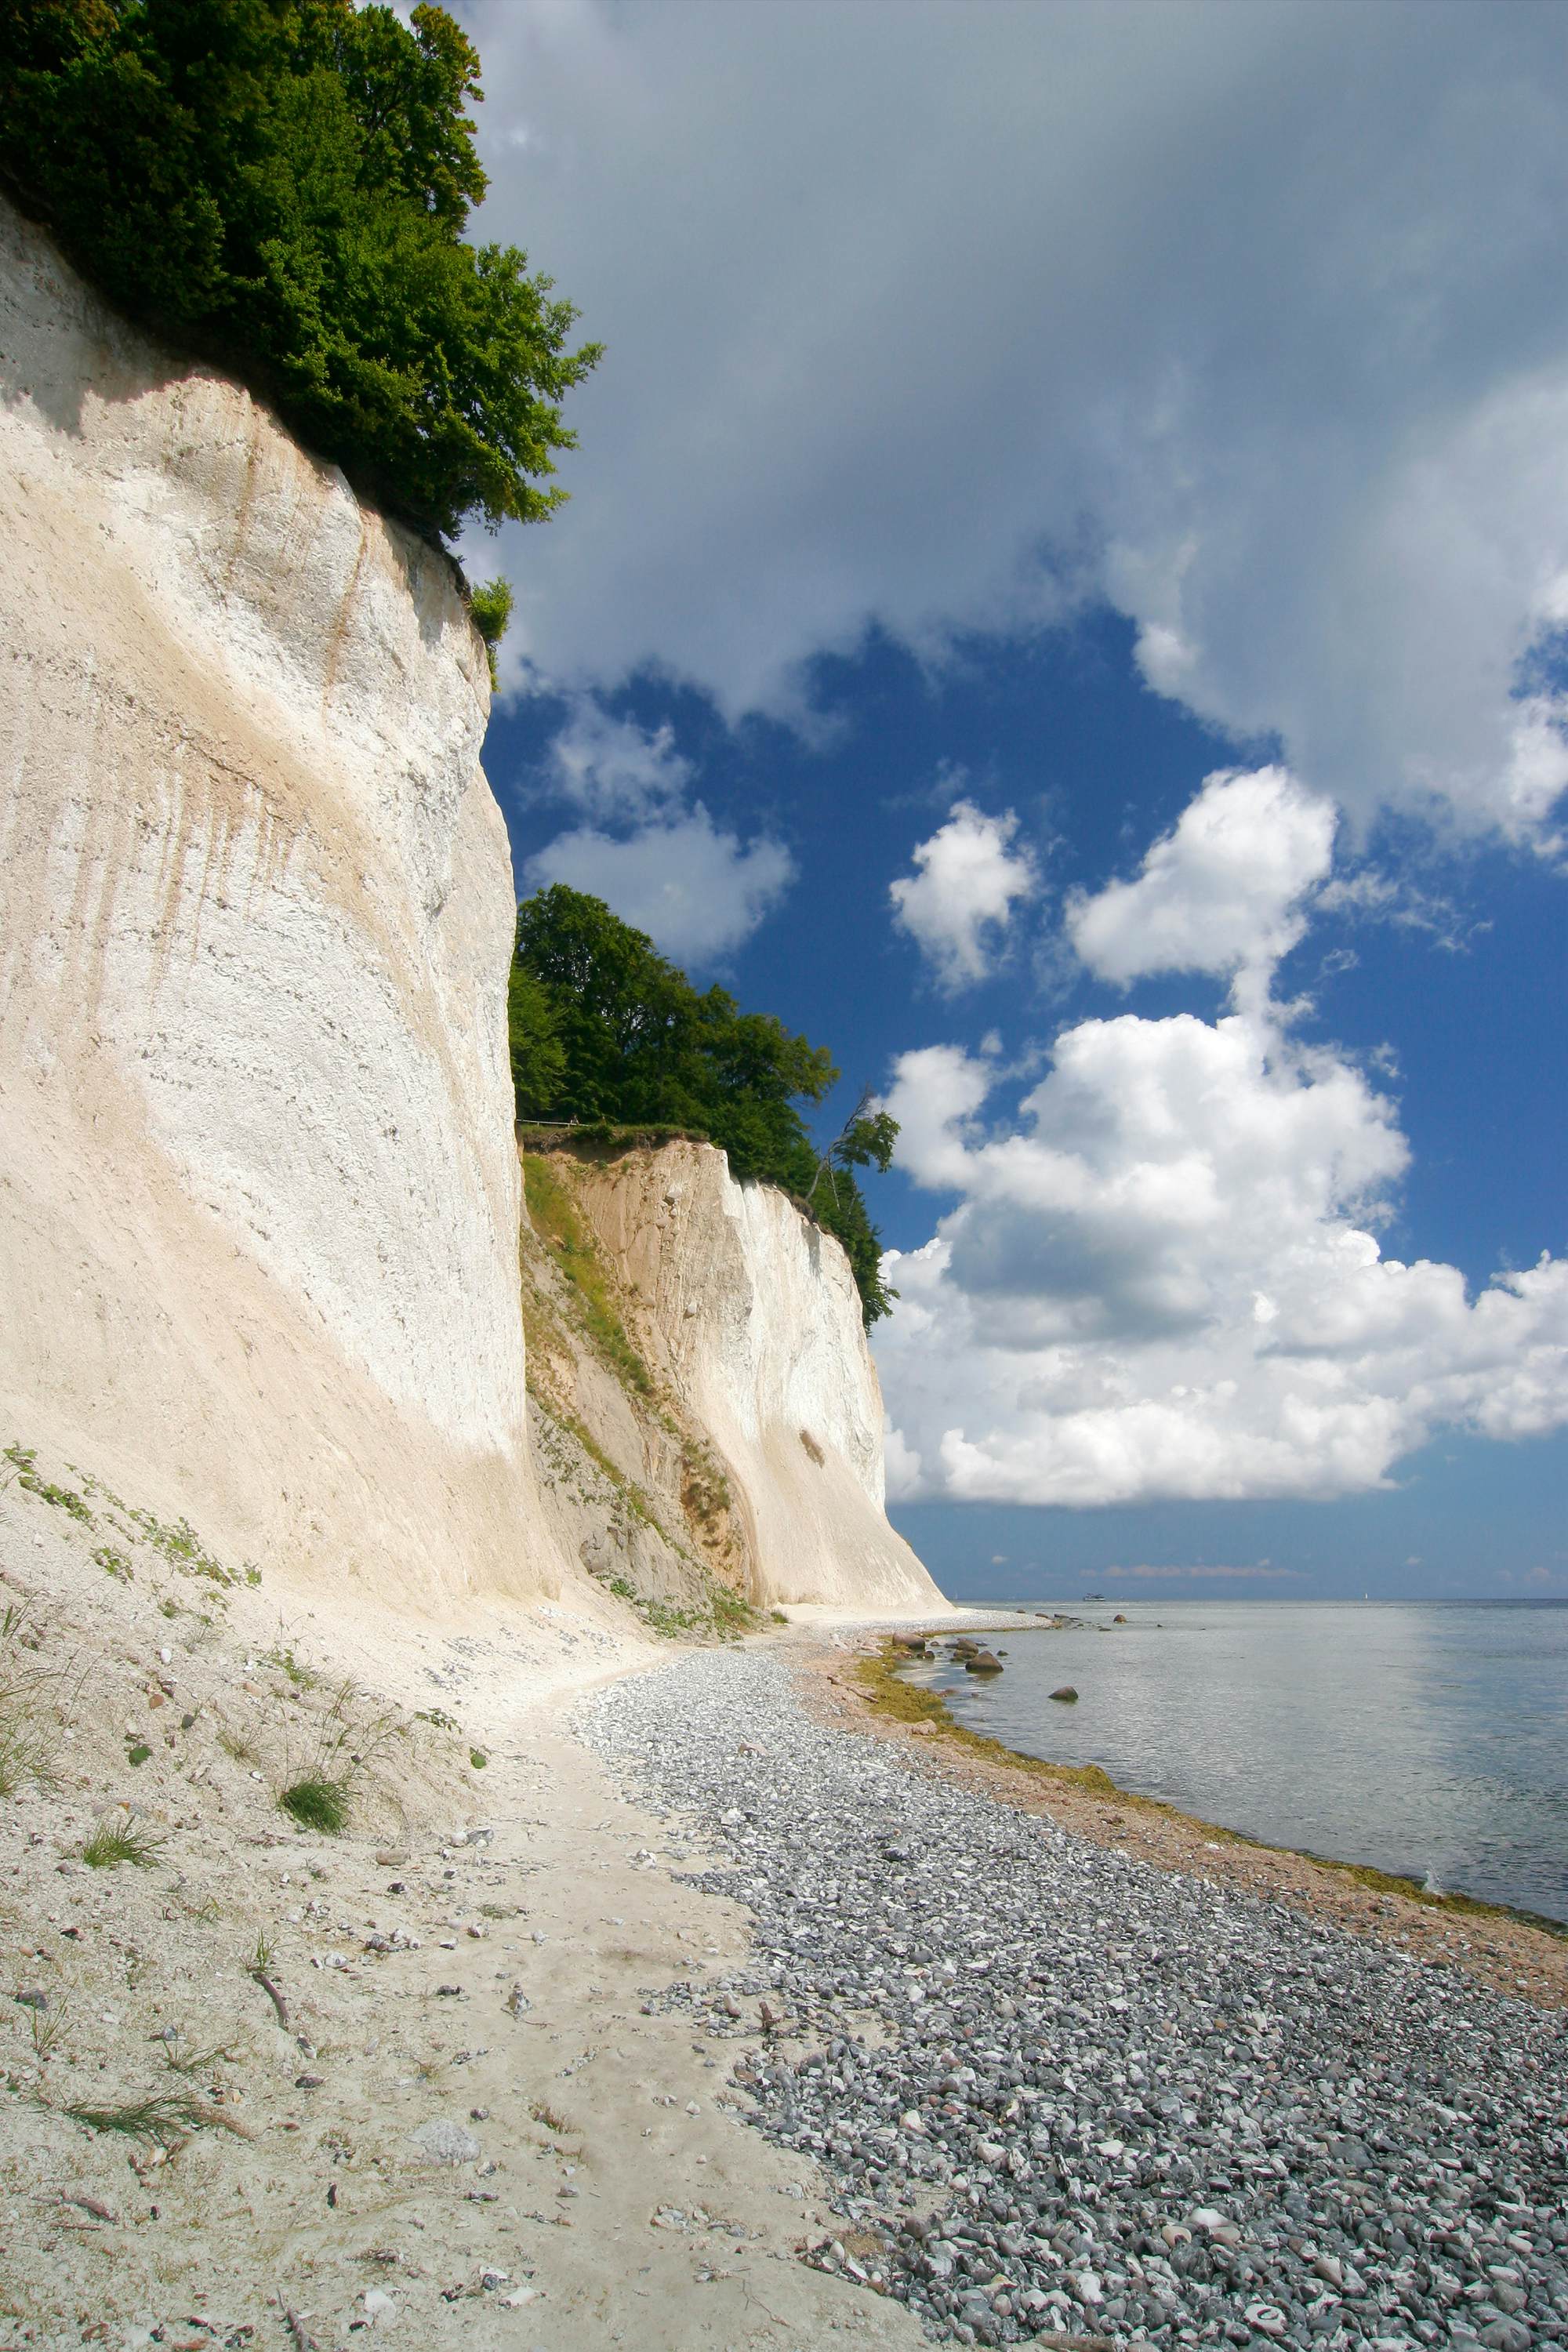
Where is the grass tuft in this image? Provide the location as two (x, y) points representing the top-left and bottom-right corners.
(124, 1504), (237, 1585)
(5, 1443), (93, 1523)
(65, 2093), (200, 2147)
(0, 1598), (63, 1797)
(27, 1999), (68, 2061)
(279, 1776), (350, 1835)
(82, 1817), (164, 1870)
(710, 1583), (758, 1636)
(162, 2036), (240, 2080)
(260, 1639), (318, 1690)
(0, 1708), (59, 1796)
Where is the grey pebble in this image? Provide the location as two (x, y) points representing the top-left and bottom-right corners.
(580, 1651), (1568, 2350)
(409, 2119), (482, 2166)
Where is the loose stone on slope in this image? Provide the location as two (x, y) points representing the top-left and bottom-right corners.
(409, 2120), (483, 2166)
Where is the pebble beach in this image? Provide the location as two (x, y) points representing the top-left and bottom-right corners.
(582, 1648), (1568, 2351)
(5, 1453), (1566, 2349)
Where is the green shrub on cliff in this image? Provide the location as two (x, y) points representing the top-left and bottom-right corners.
(469, 575), (514, 685)
(510, 885), (899, 1325)
(0, 1), (600, 546)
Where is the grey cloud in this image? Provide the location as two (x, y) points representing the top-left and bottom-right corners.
(942, 1199), (1213, 1347)
(465, 0), (1568, 839)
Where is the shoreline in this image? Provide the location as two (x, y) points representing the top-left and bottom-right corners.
(797, 1626), (1568, 2013)
(5, 1464), (1566, 2347)
(581, 1641), (1568, 2349)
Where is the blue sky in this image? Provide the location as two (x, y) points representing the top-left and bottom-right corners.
(460, 0), (1567, 1599)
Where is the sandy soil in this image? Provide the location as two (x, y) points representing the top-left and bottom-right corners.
(802, 1629), (1568, 2016)
(0, 1447), (930, 2351)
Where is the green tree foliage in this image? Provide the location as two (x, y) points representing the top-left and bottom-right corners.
(469, 575), (513, 685)
(808, 1085), (899, 1206)
(512, 886), (899, 1324)
(506, 956), (565, 1120)
(0, 0), (601, 546)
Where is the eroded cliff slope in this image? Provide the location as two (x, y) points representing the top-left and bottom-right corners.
(522, 1138), (946, 1617)
(0, 200), (561, 1606)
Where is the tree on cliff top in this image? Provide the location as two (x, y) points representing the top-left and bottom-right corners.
(510, 885), (900, 1327)
(0, 0), (601, 545)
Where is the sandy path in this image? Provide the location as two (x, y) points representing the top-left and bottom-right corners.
(0, 1457), (927, 2350)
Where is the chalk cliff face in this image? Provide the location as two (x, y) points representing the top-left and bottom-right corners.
(525, 1142), (946, 1616)
(0, 200), (561, 1605)
(0, 200), (939, 1625)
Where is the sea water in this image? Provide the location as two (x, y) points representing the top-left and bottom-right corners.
(916, 1599), (1568, 1924)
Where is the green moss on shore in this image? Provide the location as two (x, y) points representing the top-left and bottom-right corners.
(854, 1644), (1122, 1797)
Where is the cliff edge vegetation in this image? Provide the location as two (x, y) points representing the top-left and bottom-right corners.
(0, 0), (600, 546)
(510, 884), (901, 1324)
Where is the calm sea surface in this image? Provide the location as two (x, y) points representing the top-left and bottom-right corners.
(913, 1601), (1568, 1925)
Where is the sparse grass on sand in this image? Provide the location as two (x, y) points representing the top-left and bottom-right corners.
(0, 1598), (65, 1797)
(279, 1774), (350, 1834)
(522, 1152), (654, 1397)
(82, 1816), (164, 1869)
(64, 2094), (201, 2148)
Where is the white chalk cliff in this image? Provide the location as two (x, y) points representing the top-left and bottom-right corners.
(0, 198), (559, 1606)
(0, 197), (941, 1622)
(529, 1142), (945, 1615)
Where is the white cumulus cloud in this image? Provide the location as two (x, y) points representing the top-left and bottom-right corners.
(876, 1020), (1568, 1504)
(890, 802), (1038, 990)
(873, 773), (1568, 1505)
(543, 700), (692, 821)
(521, 806), (793, 965)
(1067, 768), (1336, 987)
(518, 702), (793, 964)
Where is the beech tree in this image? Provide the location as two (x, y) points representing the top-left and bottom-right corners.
(0, 0), (601, 545)
(808, 1084), (899, 1210)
